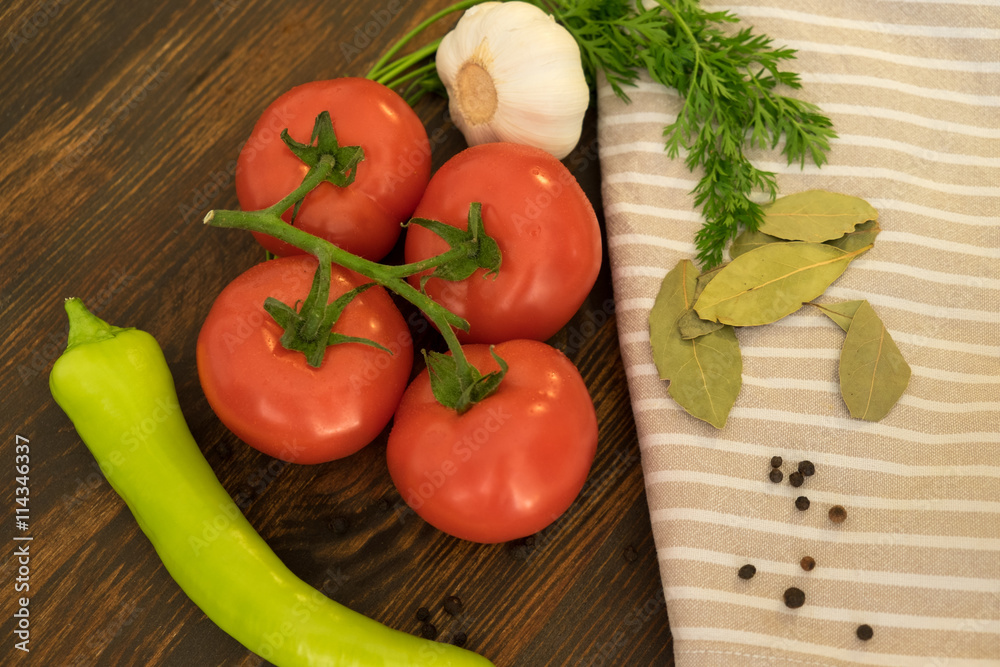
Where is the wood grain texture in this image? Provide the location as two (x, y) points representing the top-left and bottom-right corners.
(0, 0), (674, 665)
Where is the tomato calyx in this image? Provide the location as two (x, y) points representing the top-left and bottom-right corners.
(423, 346), (507, 414)
(404, 202), (501, 291)
(263, 261), (389, 368)
(280, 111), (365, 190)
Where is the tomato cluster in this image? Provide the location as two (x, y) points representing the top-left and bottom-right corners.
(198, 78), (601, 543)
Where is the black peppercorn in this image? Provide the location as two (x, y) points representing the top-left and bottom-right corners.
(783, 587), (805, 609)
(420, 623), (438, 639)
(415, 606), (430, 621)
(329, 516), (350, 534)
(800, 556), (816, 571)
(738, 564), (756, 580)
(829, 505), (848, 523)
(789, 471), (804, 488)
(770, 456), (783, 469)
(795, 496), (810, 511)
(798, 460), (815, 476)
(769, 468), (783, 483)
(216, 440), (233, 459)
(624, 545), (638, 562)
(856, 624), (874, 640)
(444, 595), (463, 616)
(452, 631), (468, 647)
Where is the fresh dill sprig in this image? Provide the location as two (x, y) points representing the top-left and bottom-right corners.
(369, 0), (836, 268)
(534, 0), (836, 268)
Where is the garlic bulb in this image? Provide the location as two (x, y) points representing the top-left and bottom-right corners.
(435, 1), (590, 160)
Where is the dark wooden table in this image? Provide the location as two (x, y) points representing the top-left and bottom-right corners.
(0, 1), (673, 665)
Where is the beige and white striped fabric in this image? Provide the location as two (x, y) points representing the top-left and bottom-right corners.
(596, 1), (1000, 664)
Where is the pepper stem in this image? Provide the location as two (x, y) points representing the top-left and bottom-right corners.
(63, 298), (131, 351)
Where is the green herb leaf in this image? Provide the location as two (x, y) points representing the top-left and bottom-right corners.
(759, 190), (879, 242)
(809, 299), (865, 332)
(839, 301), (911, 421)
(649, 259), (743, 428)
(826, 219), (881, 253)
(370, 0), (839, 268)
(694, 242), (869, 326)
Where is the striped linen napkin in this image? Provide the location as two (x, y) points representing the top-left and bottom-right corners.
(595, 1), (1000, 665)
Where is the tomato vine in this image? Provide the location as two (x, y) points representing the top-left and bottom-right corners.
(205, 111), (505, 413)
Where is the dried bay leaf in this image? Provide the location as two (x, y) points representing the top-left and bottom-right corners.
(693, 262), (726, 301)
(668, 326), (742, 429)
(810, 300), (865, 332)
(649, 259), (698, 381)
(839, 301), (911, 421)
(827, 219), (881, 253)
(759, 190), (879, 243)
(678, 308), (724, 339)
(679, 262), (727, 339)
(649, 259), (743, 428)
(730, 229), (782, 259)
(694, 242), (870, 327)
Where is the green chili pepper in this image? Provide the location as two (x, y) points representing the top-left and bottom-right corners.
(49, 298), (494, 667)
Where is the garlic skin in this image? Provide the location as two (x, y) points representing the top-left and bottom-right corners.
(436, 1), (590, 160)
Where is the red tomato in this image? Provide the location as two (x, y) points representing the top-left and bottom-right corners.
(236, 78), (431, 261)
(197, 255), (413, 464)
(386, 340), (598, 543)
(403, 142), (603, 344)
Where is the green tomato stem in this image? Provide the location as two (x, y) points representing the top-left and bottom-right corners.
(263, 156), (335, 218)
(204, 208), (476, 379)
